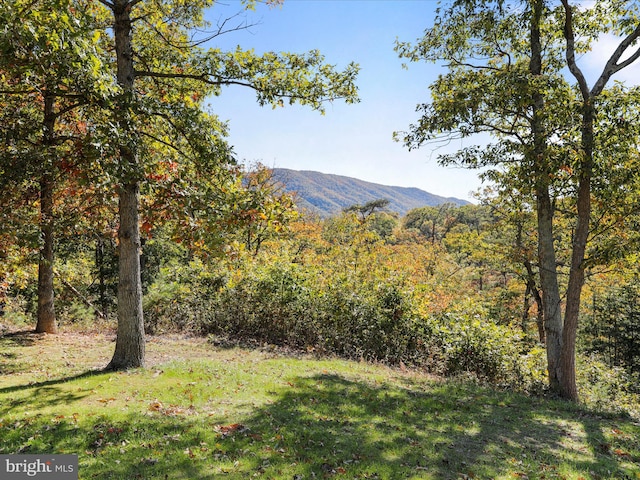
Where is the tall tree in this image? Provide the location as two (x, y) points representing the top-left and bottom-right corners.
(556, 0), (640, 400)
(95, 0), (359, 369)
(396, 0), (640, 399)
(0, 0), (112, 333)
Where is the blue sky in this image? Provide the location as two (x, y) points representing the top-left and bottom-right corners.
(203, 1), (640, 203)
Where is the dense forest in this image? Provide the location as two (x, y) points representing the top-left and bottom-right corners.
(1, 0), (640, 418)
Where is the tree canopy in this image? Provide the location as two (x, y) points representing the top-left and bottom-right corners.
(396, 0), (640, 400)
(0, 0), (359, 369)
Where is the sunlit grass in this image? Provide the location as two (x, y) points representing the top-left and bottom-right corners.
(1, 331), (639, 479)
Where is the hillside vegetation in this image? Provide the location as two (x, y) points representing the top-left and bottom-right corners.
(3, 196), (638, 415)
(3, 1), (640, 477)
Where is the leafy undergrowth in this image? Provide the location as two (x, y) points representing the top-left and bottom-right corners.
(1, 331), (639, 479)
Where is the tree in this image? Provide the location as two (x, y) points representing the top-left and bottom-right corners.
(587, 280), (640, 375)
(556, 0), (640, 400)
(403, 203), (461, 245)
(396, 0), (640, 399)
(479, 183), (545, 341)
(231, 164), (299, 257)
(0, 0), (112, 333)
(344, 199), (390, 221)
(94, 0), (359, 369)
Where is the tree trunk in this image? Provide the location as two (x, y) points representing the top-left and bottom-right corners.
(533, 286), (545, 344)
(95, 236), (110, 319)
(35, 92), (57, 334)
(109, 182), (145, 369)
(522, 256), (545, 344)
(107, 0), (145, 370)
(537, 187), (564, 391)
(36, 173), (57, 333)
(522, 282), (532, 333)
(558, 102), (595, 401)
(529, 0), (564, 394)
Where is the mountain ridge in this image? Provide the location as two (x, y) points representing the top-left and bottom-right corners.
(272, 168), (469, 217)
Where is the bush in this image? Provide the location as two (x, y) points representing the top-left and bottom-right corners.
(317, 281), (423, 363)
(421, 313), (543, 387)
(141, 228), (545, 393)
(0, 294), (32, 328)
(577, 354), (640, 418)
(190, 257), (427, 365)
(143, 258), (225, 334)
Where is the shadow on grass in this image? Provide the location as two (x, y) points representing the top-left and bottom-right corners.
(1, 370), (638, 479)
(0, 330), (42, 345)
(221, 373), (639, 479)
(0, 370), (109, 419)
(0, 330), (45, 375)
(0, 369), (107, 394)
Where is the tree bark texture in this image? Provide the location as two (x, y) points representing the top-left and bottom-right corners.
(529, 0), (565, 395)
(558, 102), (595, 401)
(36, 174), (57, 334)
(537, 188), (564, 392)
(36, 92), (57, 334)
(107, 0), (145, 370)
(109, 182), (145, 369)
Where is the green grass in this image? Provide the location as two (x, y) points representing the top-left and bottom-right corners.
(1, 331), (639, 479)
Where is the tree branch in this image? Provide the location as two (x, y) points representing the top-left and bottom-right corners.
(592, 25), (640, 96)
(140, 11), (259, 50)
(56, 100), (89, 117)
(0, 88), (39, 95)
(54, 271), (105, 320)
(97, 0), (114, 9)
(133, 69), (351, 104)
(139, 129), (191, 161)
(560, 0), (590, 100)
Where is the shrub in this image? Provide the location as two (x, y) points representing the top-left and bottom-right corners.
(577, 354), (640, 418)
(141, 225), (546, 394)
(143, 259), (225, 334)
(422, 313), (535, 385)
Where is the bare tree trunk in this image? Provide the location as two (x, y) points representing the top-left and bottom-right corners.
(530, 0), (564, 394)
(109, 182), (145, 369)
(558, 102), (594, 401)
(36, 92), (57, 334)
(95, 236), (110, 318)
(36, 173), (57, 333)
(106, 0), (145, 370)
(533, 285), (545, 344)
(522, 282), (532, 333)
(537, 188), (563, 392)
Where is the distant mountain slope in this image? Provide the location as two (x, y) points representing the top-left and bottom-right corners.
(272, 168), (468, 217)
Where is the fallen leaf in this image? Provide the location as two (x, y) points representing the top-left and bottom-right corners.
(215, 423), (248, 436)
(614, 449), (631, 458)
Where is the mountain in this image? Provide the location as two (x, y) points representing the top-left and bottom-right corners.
(271, 168), (469, 217)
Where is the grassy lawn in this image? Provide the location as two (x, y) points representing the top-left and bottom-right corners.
(1, 330), (639, 479)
